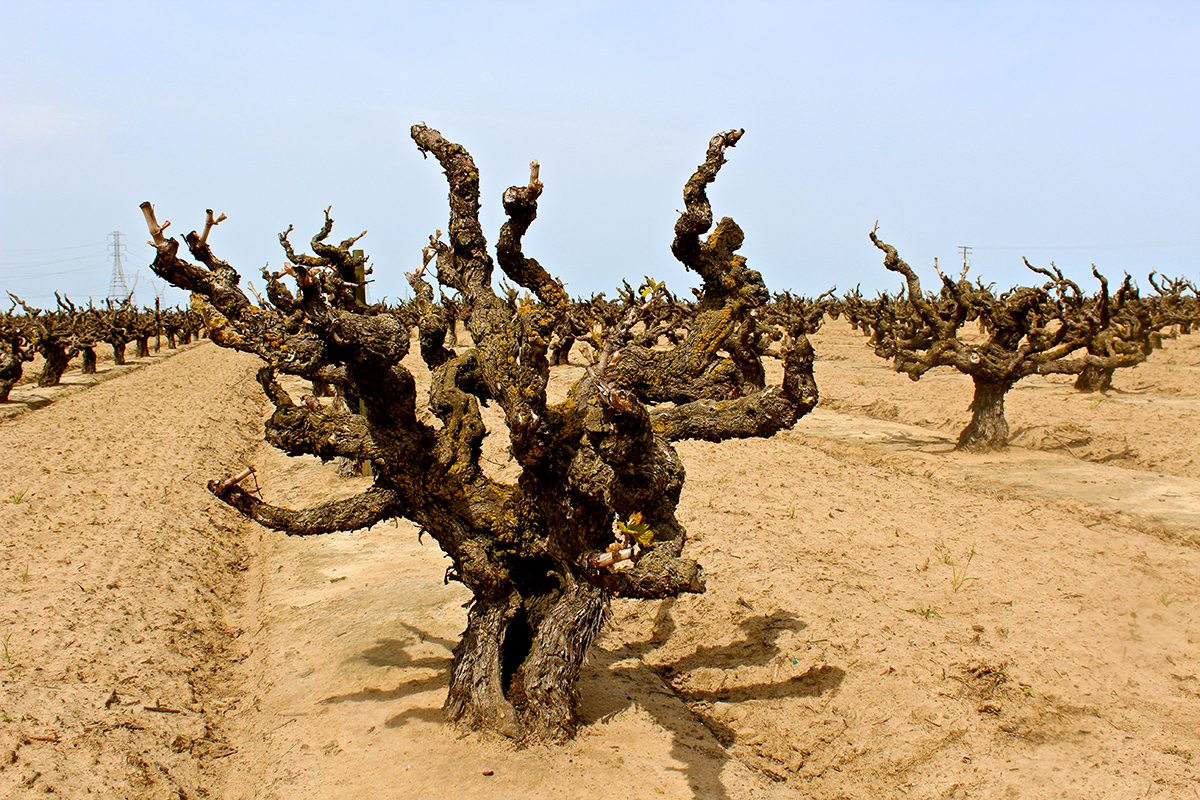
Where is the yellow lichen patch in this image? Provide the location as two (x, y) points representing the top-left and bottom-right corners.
(210, 327), (248, 349)
(687, 306), (736, 370)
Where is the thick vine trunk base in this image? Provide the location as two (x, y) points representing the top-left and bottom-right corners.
(550, 336), (575, 366)
(0, 352), (22, 402)
(0, 372), (18, 404)
(1074, 364), (1114, 393)
(956, 378), (1013, 452)
(81, 347), (97, 374)
(445, 582), (608, 741)
(37, 350), (72, 387)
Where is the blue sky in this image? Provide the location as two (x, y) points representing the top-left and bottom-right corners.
(2, 1), (1197, 310)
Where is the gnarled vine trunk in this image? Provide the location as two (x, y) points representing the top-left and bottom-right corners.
(857, 232), (1172, 450)
(957, 377), (1013, 452)
(1073, 363), (1113, 393)
(37, 342), (75, 387)
(0, 351), (23, 402)
(549, 336), (575, 366)
(144, 125), (817, 741)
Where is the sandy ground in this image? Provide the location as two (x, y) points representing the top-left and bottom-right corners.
(0, 341), (262, 797)
(2, 319), (1199, 799)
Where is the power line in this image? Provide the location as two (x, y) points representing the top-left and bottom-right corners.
(2, 265), (108, 279)
(0, 243), (103, 254)
(1, 257), (102, 271)
(974, 240), (1200, 252)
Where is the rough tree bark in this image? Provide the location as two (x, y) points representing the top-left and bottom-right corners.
(0, 312), (33, 402)
(957, 377), (1013, 451)
(860, 229), (1145, 452)
(143, 126), (816, 741)
(0, 342), (31, 403)
(0, 352), (21, 403)
(10, 295), (82, 388)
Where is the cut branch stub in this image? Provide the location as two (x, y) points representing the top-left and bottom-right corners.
(140, 202), (171, 247)
(200, 209), (227, 245)
(209, 466), (255, 494)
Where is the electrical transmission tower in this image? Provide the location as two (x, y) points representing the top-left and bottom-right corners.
(108, 231), (131, 303)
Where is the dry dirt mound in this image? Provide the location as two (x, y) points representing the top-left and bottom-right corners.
(0, 341), (207, 424)
(0, 342), (263, 798)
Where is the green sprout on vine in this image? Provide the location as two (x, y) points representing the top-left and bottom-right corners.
(616, 512), (655, 548)
(639, 278), (667, 301)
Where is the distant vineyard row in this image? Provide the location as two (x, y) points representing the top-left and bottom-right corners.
(0, 297), (207, 401)
(4, 257), (1198, 450)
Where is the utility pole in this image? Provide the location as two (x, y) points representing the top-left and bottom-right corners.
(958, 245), (972, 274)
(108, 231), (131, 303)
(353, 249), (368, 306)
(352, 248), (372, 477)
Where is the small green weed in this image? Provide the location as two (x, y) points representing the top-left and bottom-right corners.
(950, 545), (978, 592)
(1128, 610), (1143, 641)
(1164, 745), (1194, 762)
(935, 540), (979, 592)
(905, 604), (942, 620)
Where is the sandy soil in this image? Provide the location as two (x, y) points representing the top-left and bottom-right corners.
(0, 341), (263, 797)
(2, 321), (1199, 799)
